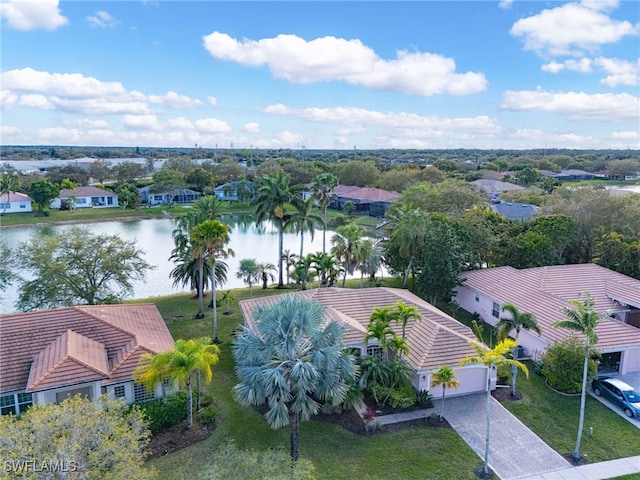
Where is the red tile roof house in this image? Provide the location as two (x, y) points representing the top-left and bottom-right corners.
(0, 304), (174, 416)
(331, 185), (400, 217)
(455, 264), (640, 375)
(0, 191), (33, 214)
(50, 186), (119, 209)
(239, 287), (497, 399)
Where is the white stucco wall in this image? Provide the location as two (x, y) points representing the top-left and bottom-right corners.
(0, 200), (32, 213)
(415, 365), (493, 396)
(620, 348), (640, 375)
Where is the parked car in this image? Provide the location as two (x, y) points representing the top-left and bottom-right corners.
(592, 377), (640, 418)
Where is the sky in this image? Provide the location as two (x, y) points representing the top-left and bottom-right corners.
(1, 0), (639, 151)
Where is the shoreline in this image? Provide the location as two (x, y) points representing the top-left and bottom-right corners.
(0, 213), (169, 229)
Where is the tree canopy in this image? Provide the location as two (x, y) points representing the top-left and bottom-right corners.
(16, 226), (152, 310)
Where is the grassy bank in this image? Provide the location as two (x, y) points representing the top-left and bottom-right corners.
(132, 281), (639, 478)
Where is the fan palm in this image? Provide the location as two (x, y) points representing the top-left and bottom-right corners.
(553, 292), (608, 461)
(232, 294), (357, 461)
(497, 303), (541, 396)
(460, 339), (528, 477)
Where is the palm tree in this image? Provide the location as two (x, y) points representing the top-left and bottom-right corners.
(331, 223), (367, 287)
(459, 339), (528, 477)
(291, 254), (316, 290)
(286, 196), (323, 259)
(254, 171), (302, 288)
(258, 262), (276, 289)
(364, 306), (397, 361)
(553, 292), (608, 461)
(308, 251), (342, 288)
(312, 172), (338, 253)
(221, 290), (234, 314)
(0, 172), (20, 202)
(232, 294), (357, 461)
(191, 220), (232, 343)
(135, 337), (220, 429)
(387, 207), (429, 288)
(360, 239), (384, 284)
(394, 301), (422, 339)
(497, 303), (541, 397)
(236, 258), (260, 298)
(282, 249), (298, 285)
(430, 366), (460, 420)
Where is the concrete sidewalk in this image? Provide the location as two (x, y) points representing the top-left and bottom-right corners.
(517, 456), (640, 480)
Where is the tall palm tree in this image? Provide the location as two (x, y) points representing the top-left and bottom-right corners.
(430, 366), (460, 420)
(286, 196), (323, 259)
(553, 292), (608, 461)
(236, 258), (260, 298)
(497, 303), (541, 397)
(232, 294), (357, 461)
(191, 220), (232, 343)
(254, 171), (302, 288)
(331, 223), (366, 287)
(460, 339), (528, 477)
(312, 172), (338, 253)
(387, 207), (429, 288)
(282, 249), (298, 285)
(0, 172), (20, 203)
(135, 337), (219, 429)
(394, 301), (422, 339)
(364, 306), (397, 361)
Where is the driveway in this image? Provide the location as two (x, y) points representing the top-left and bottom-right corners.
(590, 372), (640, 429)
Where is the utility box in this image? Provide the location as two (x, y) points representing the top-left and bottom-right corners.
(516, 345), (526, 359)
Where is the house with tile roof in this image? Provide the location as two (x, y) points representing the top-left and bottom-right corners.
(455, 264), (640, 375)
(330, 185), (400, 217)
(0, 191), (33, 214)
(0, 304), (175, 416)
(50, 186), (119, 209)
(239, 287), (495, 398)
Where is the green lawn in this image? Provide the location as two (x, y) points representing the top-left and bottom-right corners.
(134, 283), (640, 478)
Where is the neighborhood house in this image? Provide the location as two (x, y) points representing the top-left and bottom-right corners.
(50, 186), (119, 209)
(138, 186), (202, 206)
(0, 191), (33, 214)
(0, 304), (175, 416)
(240, 287), (495, 398)
(455, 264), (640, 375)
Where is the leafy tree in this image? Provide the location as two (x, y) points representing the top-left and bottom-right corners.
(237, 258), (261, 298)
(459, 339), (528, 478)
(528, 215), (579, 263)
(553, 293), (608, 461)
(47, 165), (89, 186)
(114, 161), (146, 183)
(233, 295), (357, 461)
(398, 180), (487, 218)
(343, 200), (355, 216)
(89, 159), (113, 183)
(430, 366), (460, 419)
(16, 227), (151, 310)
(496, 303), (541, 396)
(312, 172), (338, 253)
(287, 196), (323, 259)
(540, 336), (599, 394)
(136, 337), (219, 429)
(0, 241), (17, 291)
(151, 168), (185, 207)
(336, 160), (381, 187)
(200, 441), (315, 480)
(185, 167), (214, 193)
(29, 180), (59, 215)
(331, 223), (367, 287)
(59, 178), (79, 190)
(594, 229), (640, 279)
(254, 171), (302, 288)
(116, 182), (142, 209)
(191, 220), (233, 343)
(0, 395), (155, 480)
(516, 166), (539, 186)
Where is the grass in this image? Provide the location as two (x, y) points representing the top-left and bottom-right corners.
(132, 282), (640, 478)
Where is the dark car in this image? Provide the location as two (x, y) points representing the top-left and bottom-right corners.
(592, 377), (640, 418)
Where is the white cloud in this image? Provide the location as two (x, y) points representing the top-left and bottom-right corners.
(195, 118), (232, 133)
(498, 0), (514, 9)
(85, 10), (119, 29)
(242, 122), (260, 133)
(167, 116), (194, 129)
(500, 88), (639, 121)
(148, 91), (202, 108)
(202, 32), (487, 96)
(541, 57), (639, 86)
(611, 131), (639, 140)
(207, 96), (218, 107)
(510, 1), (637, 57)
(65, 118), (110, 129)
(18, 94), (53, 109)
(263, 104), (500, 134)
(50, 97), (151, 115)
(0, 0), (68, 31)
(1, 125), (22, 137)
(0, 90), (18, 109)
(121, 114), (160, 130)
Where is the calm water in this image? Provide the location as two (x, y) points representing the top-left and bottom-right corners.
(1, 216), (340, 313)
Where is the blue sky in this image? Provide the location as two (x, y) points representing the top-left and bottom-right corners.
(1, 0), (638, 150)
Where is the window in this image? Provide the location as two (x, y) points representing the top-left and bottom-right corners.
(475, 292), (480, 302)
(366, 345), (383, 360)
(20, 204), (26, 209)
(492, 302), (500, 318)
(0, 202), (10, 210)
(134, 383), (154, 403)
(0, 395), (16, 416)
(113, 385), (126, 399)
(17, 393), (32, 414)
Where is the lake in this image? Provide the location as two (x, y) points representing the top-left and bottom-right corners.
(1, 216), (344, 313)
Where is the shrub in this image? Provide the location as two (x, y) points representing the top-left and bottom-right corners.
(388, 384), (417, 409)
(199, 404), (217, 425)
(415, 389), (433, 408)
(541, 335), (600, 394)
(497, 367), (510, 385)
(132, 391), (189, 433)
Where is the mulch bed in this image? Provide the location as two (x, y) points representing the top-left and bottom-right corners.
(491, 387), (523, 402)
(148, 421), (216, 458)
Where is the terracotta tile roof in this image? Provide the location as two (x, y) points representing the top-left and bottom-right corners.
(27, 330), (109, 391)
(0, 304), (173, 394)
(58, 186), (116, 198)
(239, 287), (477, 373)
(0, 191), (32, 202)
(333, 185), (400, 203)
(460, 264), (640, 351)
